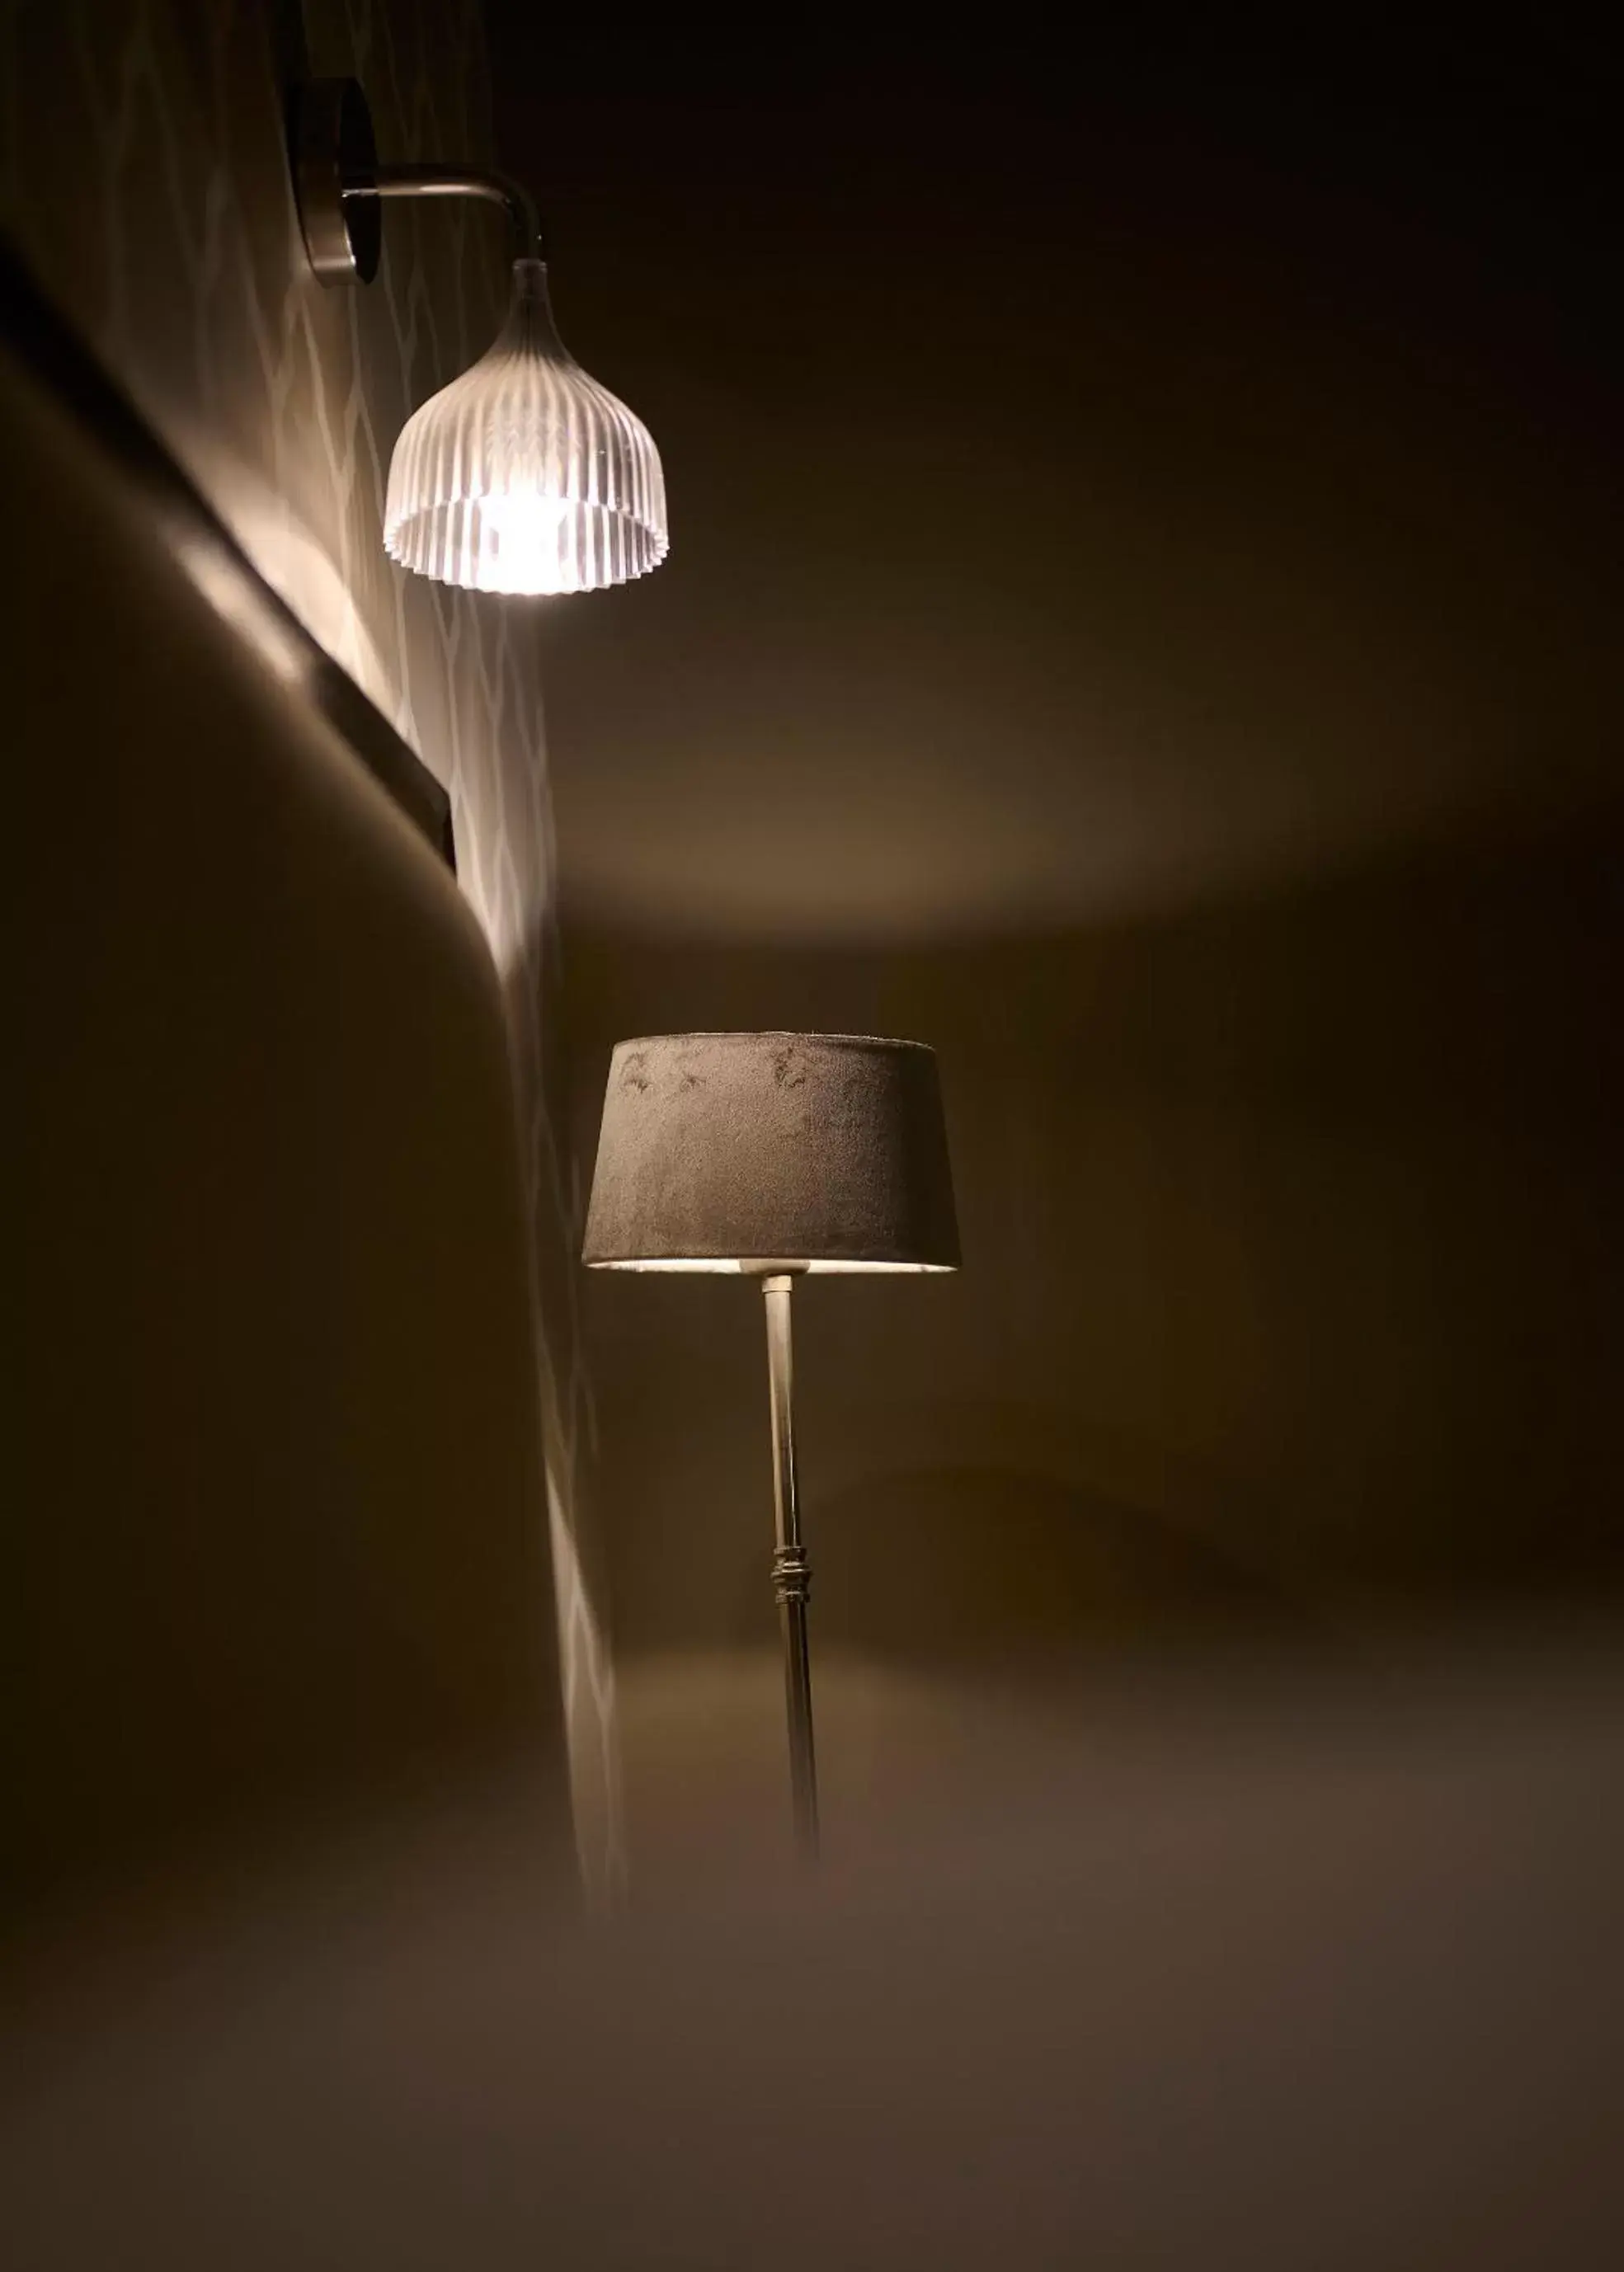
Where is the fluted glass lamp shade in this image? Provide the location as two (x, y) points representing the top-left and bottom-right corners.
(582, 1033), (959, 1272)
(384, 258), (668, 595)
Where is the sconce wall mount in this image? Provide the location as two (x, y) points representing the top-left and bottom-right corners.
(290, 78), (544, 284)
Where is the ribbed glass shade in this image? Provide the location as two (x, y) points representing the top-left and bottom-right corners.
(384, 258), (668, 595)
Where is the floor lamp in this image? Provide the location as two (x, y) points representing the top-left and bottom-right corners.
(582, 1032), (959, 1858)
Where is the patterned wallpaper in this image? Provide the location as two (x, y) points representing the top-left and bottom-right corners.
(0, 0), (621, 1896)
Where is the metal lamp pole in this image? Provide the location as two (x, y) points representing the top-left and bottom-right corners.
(760, 1272), (818, 1860)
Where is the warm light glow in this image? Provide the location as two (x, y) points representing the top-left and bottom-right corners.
(586, 1258), (954, 1273)
(384, 258), (668, 596)
(464, 490), (576, 593)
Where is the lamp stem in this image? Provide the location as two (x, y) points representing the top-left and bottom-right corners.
(761, 1274), (819, 1860)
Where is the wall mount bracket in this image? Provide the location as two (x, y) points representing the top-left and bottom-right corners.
(289, 78), (544, 288)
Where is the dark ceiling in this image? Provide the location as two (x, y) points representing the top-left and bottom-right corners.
(488, 17), (1621, 940)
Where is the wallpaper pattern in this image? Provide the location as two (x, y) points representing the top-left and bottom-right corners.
(0, 0), (620, 1895)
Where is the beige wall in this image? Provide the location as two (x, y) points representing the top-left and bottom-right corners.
(567, 807), (1622, 1880)
(2, 0), (617, 1884)
(499, 37), (1623, 1889)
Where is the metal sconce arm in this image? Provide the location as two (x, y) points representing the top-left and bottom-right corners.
(356, 166), (544, 264)
(289, 78), (544, 285)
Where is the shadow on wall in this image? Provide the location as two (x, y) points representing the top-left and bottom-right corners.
(564, 800), (1624, 1871)
(807, 1465), (1306, 1664)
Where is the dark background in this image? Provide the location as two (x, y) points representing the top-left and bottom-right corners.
(488, 13), (1622, 1876)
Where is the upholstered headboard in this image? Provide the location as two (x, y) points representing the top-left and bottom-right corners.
(6, 263), (573, 1945)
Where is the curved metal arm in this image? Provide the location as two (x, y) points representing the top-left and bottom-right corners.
(350, 164), (544, 262)
(289, 79), (545, 285)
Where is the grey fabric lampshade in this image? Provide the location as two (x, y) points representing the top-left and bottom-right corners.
(582, 1032), (959, 1272)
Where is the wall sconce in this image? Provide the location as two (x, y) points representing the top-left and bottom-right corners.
(289, 80), (667, 596)
(582, 1033), (960, 1859)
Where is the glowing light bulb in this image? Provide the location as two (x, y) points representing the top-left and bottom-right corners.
(473, 490), (575, 590)
(384, 260), (667, 595)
